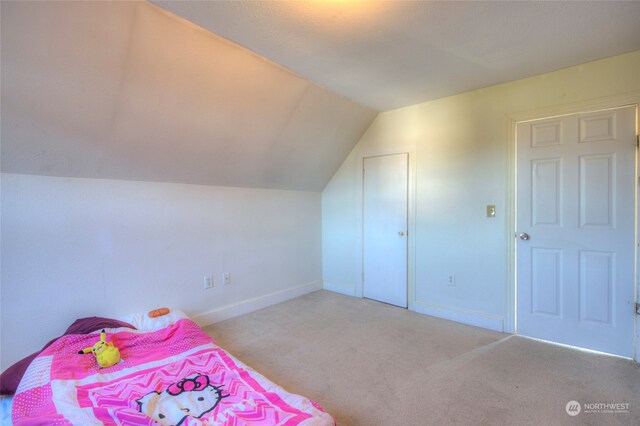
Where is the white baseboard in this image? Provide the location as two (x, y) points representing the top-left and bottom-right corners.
(191, 281), (322, 327)
(413, 300), (504, 332)
(322, 281), (357, 297)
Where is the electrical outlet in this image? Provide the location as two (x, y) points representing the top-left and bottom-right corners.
(223, 272), (230, 285)
(448, 275), (455, 286)
(204, 275), (214, 289)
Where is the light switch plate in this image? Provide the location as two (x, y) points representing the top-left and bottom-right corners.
(486, 205), (496, 218)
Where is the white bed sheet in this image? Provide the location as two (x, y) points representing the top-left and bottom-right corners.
(0, 396), (12, 426)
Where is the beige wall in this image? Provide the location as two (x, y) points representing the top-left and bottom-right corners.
(1, 174), (322, 370)
(322, 51), (640, 330)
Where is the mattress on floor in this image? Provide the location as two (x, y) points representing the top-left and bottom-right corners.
(11, 316), (334, 425)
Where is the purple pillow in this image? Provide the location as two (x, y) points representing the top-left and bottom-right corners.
(63, 316), (135, 335)
(0, 316), (135, 395)
(0, 352), (39, 396)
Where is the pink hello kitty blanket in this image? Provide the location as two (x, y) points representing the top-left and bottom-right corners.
(12, 318), (334, 425)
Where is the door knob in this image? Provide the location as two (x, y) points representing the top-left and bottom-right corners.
(398, 231), (405, 236)
(519, 232), (531, 241)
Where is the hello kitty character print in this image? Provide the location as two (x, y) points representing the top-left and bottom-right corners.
(137, 373), (229, 425)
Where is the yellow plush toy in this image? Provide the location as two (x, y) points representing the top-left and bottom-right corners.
(78, 329), (121, 368)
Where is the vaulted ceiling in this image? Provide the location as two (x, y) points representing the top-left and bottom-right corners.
(1, 1), (376, 191)
(156, 1), (640, 111)
(2, 1), (639, 191)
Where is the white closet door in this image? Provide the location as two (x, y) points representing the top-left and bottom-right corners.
(363, 153), (408, 308)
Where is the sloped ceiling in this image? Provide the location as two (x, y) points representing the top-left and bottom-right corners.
(0, 1), (377, 191)
(4, 1), (639, 191)
(155, 1), (640, 111)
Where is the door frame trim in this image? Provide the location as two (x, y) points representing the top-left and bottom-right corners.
(356, 147), (416, 310)
(506, 91), (640, 360)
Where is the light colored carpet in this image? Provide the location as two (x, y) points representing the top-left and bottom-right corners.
(203, 290), (640, 426)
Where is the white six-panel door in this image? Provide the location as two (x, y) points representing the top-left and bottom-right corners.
(516, 105), (636, 357)
(363, 154), (408, 308)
